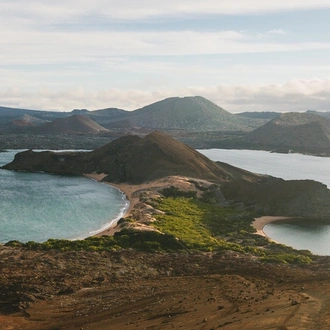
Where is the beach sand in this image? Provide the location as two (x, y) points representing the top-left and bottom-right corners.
(84, 174), (200, 236)
(253, 216), (293, 239)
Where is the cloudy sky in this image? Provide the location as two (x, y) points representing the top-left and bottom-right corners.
(1, 0), (330, 113)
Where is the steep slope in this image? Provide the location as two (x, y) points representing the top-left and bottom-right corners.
(105, 96), (264, 131)
(3, 131), (260, 183)
(245, 112), (330, 154)
(35, 115), (109, 134)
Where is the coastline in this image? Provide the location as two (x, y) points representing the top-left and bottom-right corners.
(84, 173), (133, 236)
(84, 174), (168, 236)
(253, 216), (293, 239)
(84, 174), (204, 237)
(84, 174), (296, 243)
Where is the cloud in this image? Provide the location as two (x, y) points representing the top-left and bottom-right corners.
(1, 78), (330, 113)
(1, 28), (329, 67)
(2, 0), (330, 22)
(266, 29), (287, 35)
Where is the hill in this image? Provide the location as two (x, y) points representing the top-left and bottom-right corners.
(3, 131), (259, 183)
(35, 115), (109, 134)
(71, 107), (128, 125)
(105, 96), (265, 131)
(245, 112), (330, 154)
(10, 114), (47, 127)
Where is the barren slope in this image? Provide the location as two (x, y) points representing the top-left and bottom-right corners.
(36, 115), (109, 134)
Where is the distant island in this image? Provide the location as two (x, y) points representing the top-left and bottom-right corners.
(2, 96), (330, 155)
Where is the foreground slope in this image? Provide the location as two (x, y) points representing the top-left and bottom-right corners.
(2, 246), (330, 330)
(245, 112), (330, 154)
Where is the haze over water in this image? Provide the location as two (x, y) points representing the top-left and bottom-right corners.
(0, 150), (128, 243)
(199, 149), (330, 255)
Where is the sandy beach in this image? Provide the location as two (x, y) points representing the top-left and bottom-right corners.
(84, 174), (190, 236)
(253, 216), (293, 238)
(84, 174), (216, 237)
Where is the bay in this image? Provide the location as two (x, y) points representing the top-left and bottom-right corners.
(0, 150), (128, 243)
(198, 149), (330, 255)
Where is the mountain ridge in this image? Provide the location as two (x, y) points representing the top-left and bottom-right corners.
(0, 96), (266, 132)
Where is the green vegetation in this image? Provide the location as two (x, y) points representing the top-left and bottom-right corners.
(152, 197), (261, 253)
(4, 187), (314, 264)
(4, 230), (185, 253)
(150, 194), (313, 263)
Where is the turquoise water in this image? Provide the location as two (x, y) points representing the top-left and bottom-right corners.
(199, 149), (330, 255)
(263, 219), (330, 256)
(0, 150), (128, 243)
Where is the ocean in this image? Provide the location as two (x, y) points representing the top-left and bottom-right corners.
(0, 150), (128, 243)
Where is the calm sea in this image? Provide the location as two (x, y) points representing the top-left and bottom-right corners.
(199, 149), (330, 255)
(0, 150), (128, 243)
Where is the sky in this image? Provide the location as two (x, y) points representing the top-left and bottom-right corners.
(1, 0), (330, 113)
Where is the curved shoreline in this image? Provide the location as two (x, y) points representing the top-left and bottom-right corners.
(252, 216), (293, 239)
(84, 173), (133, 236)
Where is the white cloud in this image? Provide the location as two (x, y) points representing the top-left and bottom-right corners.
(1, 29), (329, 67)
(2, 0), (330, 21)
(1, 78), (330, 113)
(266, 29), (287, 35)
